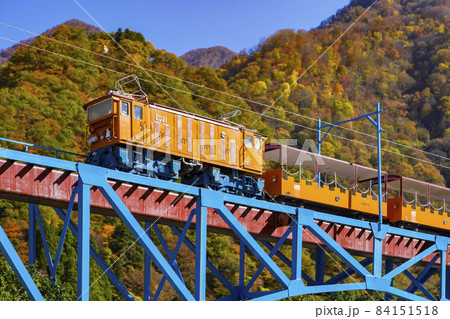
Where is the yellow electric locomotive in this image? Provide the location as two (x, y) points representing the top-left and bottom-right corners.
(83, 76), (266, 197)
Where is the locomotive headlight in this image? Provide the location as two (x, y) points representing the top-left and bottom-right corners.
(87, 135), (98, 145)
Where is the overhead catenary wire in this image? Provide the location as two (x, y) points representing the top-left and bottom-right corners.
(1, 21), (448, 163)
(1, 35), (449, 173)
(72, 0), (192, 117)
(253, 0), (380, 125)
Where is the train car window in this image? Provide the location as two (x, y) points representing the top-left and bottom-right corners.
(134, 105), (143, 120)
(121, 101), (129, 116)
(87, 98), (113, 121)
(245, 134), (253, 148)
(255, 137), (262, 151)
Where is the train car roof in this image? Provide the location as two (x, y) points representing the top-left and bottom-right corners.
(264, 144), (386, 182)
(386, 175), (450, 201)
(82, 92), (266, 137)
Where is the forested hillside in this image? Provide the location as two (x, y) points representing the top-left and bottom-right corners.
(221, 0), (449, 186)
(180, 46), (237, 69)
(0, 0), (448, 300)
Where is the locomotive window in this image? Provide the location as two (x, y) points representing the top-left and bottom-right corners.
(87, 98), (113, 121)
(245, 134), (253, 148)
(134, 105), (143, 120)
(121, 101), (129, 116)
(255, 137), (262, 151)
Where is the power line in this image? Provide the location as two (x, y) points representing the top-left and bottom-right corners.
(1, 35), (449, 172)
(253, 0), (379, 124)
(1, 21), (448, 163)
(72, 0), (190, 116)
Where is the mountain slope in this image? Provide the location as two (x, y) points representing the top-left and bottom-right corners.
(180, 46), (237, 69)
(221, 0), (449, 185)
(0, 19), (101, 66)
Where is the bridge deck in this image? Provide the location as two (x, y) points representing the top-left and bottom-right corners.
(0, 158), (448, 266)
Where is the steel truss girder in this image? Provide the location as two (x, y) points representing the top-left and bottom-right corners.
(169, 226), (237, 296)
(77, 163), (195, 301)
(1, 148), (449, 301)
(28, 202), (134, 301)
(151, 218), (193, 301)
(1, 154), (447, 267)
(28, 191), (76, 281)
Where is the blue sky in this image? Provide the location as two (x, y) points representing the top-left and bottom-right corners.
(0, 0), (350, 56)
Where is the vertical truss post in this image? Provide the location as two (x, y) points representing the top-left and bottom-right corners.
(144, 222), (151, 301)
(28, 203), (36, 266)
(77, 181), (91, 301)
(195, 198), (207, 301)
(446, 269), (450, 300)
(371, 223), (387, 277)
(385, 261), (394, 300)
(315, 247), (325, 285)
(441, 250), (447, 301)
(435, 236), (448, 301)
(292, 210), (302, 280)
(239, 240), (245, 295)
(373, 235), (383, 277)
(53, 207), (134, 301)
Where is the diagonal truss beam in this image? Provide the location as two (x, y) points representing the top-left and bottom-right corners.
(170, 226), (236, 296)
(0, 222), (44, 300)
(402, 254), (440, 299)
(304, 218), (371, 278)
(33, 204), (54, 272)
(30, 191), (77, 281)
(325, 258), (373, 285)
(153, 224), (184, 281)
(398, 265), (436, 301)
(50, 190), (76, 280)
(214, 204), (290, 288)
(98, 181), (194, 300)
(243, 228), (292, 295)
(384, 245), (437, 280)
(75, 163), (194, 300)
(151, 214), (194, 301)
(260, 241), (315, 285)
(52, 207), (134, 301)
